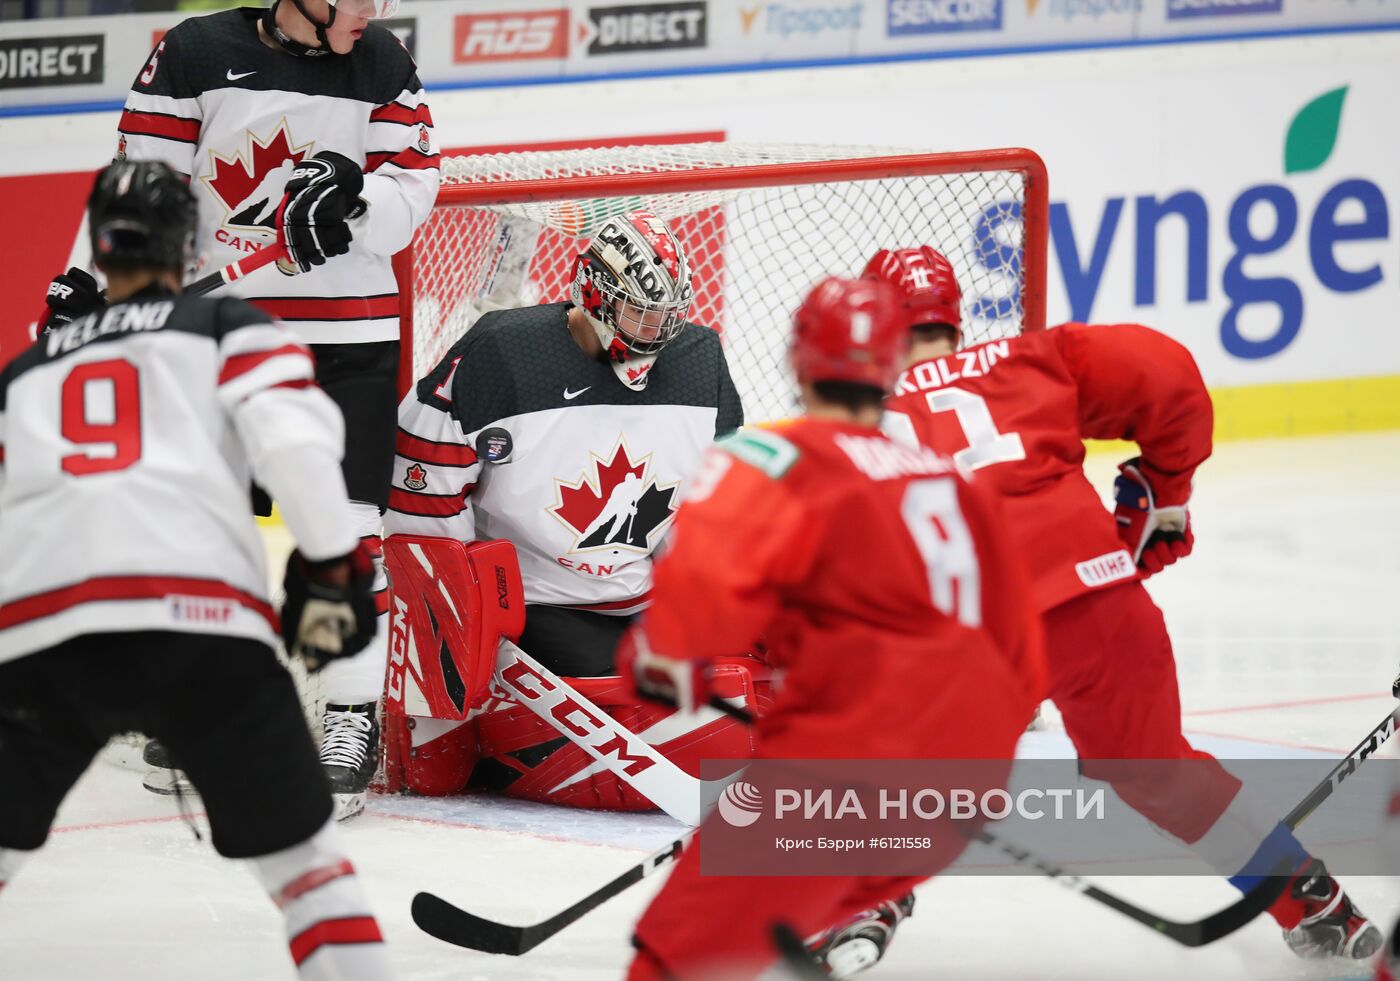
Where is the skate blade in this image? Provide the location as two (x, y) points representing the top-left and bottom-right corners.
(333, 792), (366, 821)
(142, 769), (196, 796)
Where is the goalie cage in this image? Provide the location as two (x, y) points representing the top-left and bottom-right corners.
(101, 143), (1048, 770)
(396, 143), (1049, 422)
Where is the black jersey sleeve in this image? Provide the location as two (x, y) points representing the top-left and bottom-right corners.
(117, 20), (203, 176)
(714, 340), (744, 438)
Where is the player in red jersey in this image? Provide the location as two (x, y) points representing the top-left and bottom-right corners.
(870, 245), (1380, 962)
(617, 277), (1043, 979)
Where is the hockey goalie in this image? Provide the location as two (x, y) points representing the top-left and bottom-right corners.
(376, 211), (765, 816)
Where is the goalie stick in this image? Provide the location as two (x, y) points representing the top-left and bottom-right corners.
(490, 639), (740, 827)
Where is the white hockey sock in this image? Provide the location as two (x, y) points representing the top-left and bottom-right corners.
(0, 847), (34, 894)
(320, 501), (390, 706)
(248, 817), (393, 980)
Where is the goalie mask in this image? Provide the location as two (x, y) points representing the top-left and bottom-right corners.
(569, 210), (694, 391)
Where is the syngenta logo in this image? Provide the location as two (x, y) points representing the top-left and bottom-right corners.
(717, 781), (764, 826)
(1050, 86), (1379, 359)
(1026, 0), (1140, 20)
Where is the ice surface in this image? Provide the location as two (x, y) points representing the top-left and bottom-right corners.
(3, 432), (1399, 979)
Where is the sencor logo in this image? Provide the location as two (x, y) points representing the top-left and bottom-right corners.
(452, 10), (569, 63)
(1166, 0), (1282, 19)
(887, 0), (1003, 35)
(717, 781), (764, 827)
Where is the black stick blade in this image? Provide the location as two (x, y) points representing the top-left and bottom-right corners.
(411, 891), (530, 955)
(771, 922), (828, 979)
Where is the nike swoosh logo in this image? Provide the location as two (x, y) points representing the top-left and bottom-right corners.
(226, 70), (257, 81)
(563, 386), (591, 400)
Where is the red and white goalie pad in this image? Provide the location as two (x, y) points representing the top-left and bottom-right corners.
(378, 535), (767, 808)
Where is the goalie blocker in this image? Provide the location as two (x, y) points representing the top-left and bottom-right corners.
(380, 536), (764, 811)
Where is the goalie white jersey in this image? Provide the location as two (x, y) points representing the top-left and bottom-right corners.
(385, 303), (743, 613)
(113, 9), (440, 344)
(0, 288), (357, 663)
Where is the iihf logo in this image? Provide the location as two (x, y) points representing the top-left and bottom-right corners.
(717, 782), (763, 828)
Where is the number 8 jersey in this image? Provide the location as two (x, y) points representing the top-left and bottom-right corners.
(0, 289), (356, 663)
(884, 322), (1214, 614)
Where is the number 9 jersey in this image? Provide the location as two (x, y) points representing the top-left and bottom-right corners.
(883, 323), (1213, 614)
(0, 290), (357, 663)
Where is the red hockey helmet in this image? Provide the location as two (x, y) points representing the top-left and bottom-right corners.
(861, 246), (962, 337)
(791, 276), (908, 392)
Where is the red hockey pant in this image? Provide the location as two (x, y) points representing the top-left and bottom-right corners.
(1044, 582), (1241, 844)
(628, 656), (1028, 980)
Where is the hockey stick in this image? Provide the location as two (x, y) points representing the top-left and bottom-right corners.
(33, 244), (288, 338)
(704, 699), (1289, 948)
(1285, 704), (1400, 830)
(413, 832), (692, 955)
(186, 243), (288, 296)
(490, 639), (740, 827)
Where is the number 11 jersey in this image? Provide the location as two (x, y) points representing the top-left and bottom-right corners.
(884, 322), (1214, 614)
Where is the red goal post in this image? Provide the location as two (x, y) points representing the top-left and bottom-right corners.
(394, 144), (1048, 423)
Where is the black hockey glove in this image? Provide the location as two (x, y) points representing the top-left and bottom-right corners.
(275, 150), (366, 274)
(43, 267), (104, 333)
(281, 540), (377, 672)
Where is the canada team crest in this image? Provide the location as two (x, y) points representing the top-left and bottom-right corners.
(201, 122), (315, 241)
(549, 439), (678, 554)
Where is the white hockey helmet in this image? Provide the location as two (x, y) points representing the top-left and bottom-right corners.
(569, 210), (694, 390)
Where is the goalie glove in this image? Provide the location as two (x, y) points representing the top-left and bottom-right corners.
(43, 267), (104, 333)
(615, 626), (710, 713)
(1113, 457), (1194, 577)
(280, 541), (377, 672)
(275, 151), (366, 274)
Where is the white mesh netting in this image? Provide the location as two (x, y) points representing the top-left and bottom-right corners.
(407, 143), (1038, 422)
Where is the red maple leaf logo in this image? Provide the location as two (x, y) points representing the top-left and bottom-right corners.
(201, 123), (314, 230)
(551, 442), (646, 536)
(626, 362), (652, 383)
(404, 463), (427, 490)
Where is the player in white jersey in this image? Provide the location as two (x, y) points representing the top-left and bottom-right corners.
(379, 210), (749, 805)
(47, 0), (443, 815)
(2, 161), (391, 979)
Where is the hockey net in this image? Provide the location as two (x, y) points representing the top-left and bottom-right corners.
(399, 143), (1048, 421)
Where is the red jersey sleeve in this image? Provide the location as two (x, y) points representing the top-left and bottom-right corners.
(1052, 322), (1213, 505)
(641, 447), (818, 662)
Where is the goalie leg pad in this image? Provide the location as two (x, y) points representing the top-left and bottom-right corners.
(474, 656), (770, 811)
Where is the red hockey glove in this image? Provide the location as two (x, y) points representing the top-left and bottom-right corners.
(43, 267), (104, 333)
(1113, 457), (1193, 577)
(615, 626), (710, 712)
(281, 540), (377, 671)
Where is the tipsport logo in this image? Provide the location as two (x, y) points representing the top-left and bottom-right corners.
(1025, 0), (1140, 20)
(887, 0), (1003, 35)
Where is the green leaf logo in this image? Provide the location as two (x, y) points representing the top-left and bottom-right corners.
(1284, 86), (1348, 175)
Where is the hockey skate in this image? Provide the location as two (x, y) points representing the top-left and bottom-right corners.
(1279, 859), (1382, 959)
(805, 894), (915, 979)
(141, 738), (195, 796)
(320, 703), (379, 821)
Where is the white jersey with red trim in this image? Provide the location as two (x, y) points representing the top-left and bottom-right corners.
(0, 288), (358, 663)
(384, 303), (743, 612)
(112, 9), (439, 344)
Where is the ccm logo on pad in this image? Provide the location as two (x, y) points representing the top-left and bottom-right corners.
(453, 10), (570, 62)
